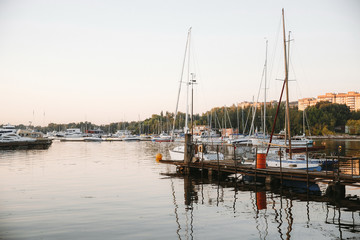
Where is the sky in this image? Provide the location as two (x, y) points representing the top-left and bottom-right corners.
(0, 0), (359, 126)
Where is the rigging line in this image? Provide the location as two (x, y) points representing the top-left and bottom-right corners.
(172, 27), (191, 139)
(225, 106), (233, 130)
(268, 16), (282, 94)
(249, 62), (266, 135)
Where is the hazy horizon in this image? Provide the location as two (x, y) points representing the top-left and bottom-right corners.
(1, 0), (359, 126)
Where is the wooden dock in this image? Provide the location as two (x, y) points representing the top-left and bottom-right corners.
(159, 158), (360, 186)
(160, 134), (360, 198)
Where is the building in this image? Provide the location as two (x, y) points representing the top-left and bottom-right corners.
(298, 91), (360, 111)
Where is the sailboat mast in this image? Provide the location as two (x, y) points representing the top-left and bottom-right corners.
(282, 8), (292, 158)
(171, 28), (191, 139)
(264, 40), (268, 139)
(185, 28), (192, 134)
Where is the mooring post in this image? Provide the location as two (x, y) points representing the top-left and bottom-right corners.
(255, 146), (258, 182)
(184, 133), (192, 174)
(337, 154), (340, 181)
(217, 145), (220, 174)
(306, 144), (309, 189)
(279, 147), (282, 185)
(234, 144), (237, 180)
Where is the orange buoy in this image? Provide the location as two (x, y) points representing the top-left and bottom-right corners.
(256, 153), (266, 169)
(155, 153), (162, 162)
(256, 192), (267, 210)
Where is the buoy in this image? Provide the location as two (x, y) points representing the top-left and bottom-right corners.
(155, 153), (162, 162)
(256, 153), (266, 169)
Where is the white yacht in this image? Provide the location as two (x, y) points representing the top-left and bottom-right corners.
(169, 145), (224, 161)
(0, 133), (36, 143)
(0, 124), (17, 134)
(61, 128), (86, 141)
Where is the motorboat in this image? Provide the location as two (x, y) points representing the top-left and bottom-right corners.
(0, 133), (36, 143)
(61, 128), (86, 141)
(0, 124), (17, 134)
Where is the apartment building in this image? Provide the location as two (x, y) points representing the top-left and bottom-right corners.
(298, 91), (360, 111)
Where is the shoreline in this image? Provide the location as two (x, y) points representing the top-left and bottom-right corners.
(309, 135), (360, 140)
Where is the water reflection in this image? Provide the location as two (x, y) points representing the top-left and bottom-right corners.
(163, 172), (360, 239)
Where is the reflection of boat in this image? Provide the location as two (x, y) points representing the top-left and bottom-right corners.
(84, 136), (103, 142)
(123, 135), (140, 141)
(169, 145), (224, 161)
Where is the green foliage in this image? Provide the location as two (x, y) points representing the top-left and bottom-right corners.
(346, 119), (360, 135)
(8, 101), (357, 136)
(306, 102), (350, 135)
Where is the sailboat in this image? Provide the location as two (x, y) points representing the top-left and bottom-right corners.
(259, 9), (323, 171)
(169, 28), (224, 161)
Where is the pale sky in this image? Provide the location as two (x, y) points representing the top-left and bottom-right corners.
(1, 0), (359, 126)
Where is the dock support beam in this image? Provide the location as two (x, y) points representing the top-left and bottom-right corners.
(184, 133), (192, 174)
(326, 182), (345, 199)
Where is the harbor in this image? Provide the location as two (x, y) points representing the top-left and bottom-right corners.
(1, 1), (360, 239)
(0, 140), (359, 239)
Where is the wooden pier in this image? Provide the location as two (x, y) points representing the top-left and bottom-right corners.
(160, 134), (360, 198)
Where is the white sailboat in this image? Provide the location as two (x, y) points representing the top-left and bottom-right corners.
(169, 28), (224, 161)
(259, 9), (322, 171)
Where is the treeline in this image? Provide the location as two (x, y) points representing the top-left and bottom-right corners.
(11, 102), (360, 136)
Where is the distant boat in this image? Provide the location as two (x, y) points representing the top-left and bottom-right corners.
(169, 145), (224, 161)
(123, 135), (141, 141)
(151, 132), (173, 142)
(61, 128), (86, 141)
(0, 133), (36, 143)
(0, 124), (17, 134)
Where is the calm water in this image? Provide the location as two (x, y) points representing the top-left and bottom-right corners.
(0, 140), (359, 240)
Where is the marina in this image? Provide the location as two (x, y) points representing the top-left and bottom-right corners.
(0, 140), (359, 239)
(1, 2), (360, 240)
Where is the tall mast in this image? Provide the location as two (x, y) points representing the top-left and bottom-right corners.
(185, 28), (192, 134)
(264, 40), (268, 139)
(282, 8), (292, 158)
(191, 73), (196, 136)
(172, 27), (191, 138)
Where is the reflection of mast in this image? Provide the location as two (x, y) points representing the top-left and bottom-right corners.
(271, 193), (284, 240)
(285, 199), (294, 239)
(170, 179), (182, 239)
